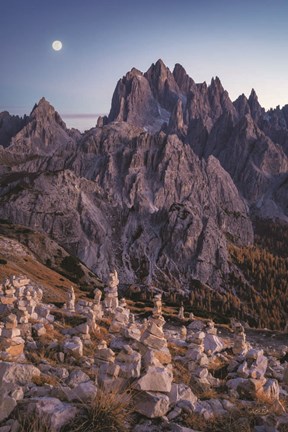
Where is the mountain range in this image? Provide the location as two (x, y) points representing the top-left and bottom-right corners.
(0, 59), (287, 329)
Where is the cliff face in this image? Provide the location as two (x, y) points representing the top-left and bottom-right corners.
(0, 111), (27, 148)
(0, 118), (253, 289)
(1, 59), (287, 297)
(108, 60), (288, 221)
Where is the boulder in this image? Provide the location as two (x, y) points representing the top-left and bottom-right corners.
(63, 336), (83, 358)
(73, 381), (98, 402)
(66, 370), (90, 388)
(133, 365), (173, 392)
(28, 397), (78, 431)
(168, 383), (197, 407)
(258, 379), (280, 401)
(0, 362), (40, 385)
(134, 391), (170, 418)
(204, 334), (224, 355)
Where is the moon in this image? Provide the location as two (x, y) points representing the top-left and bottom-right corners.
(52, 40), (62, 51)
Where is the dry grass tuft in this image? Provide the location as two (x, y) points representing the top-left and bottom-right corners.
(183, 408), (257, 432)
(63, 387), (133, 432)
(171, 360), (191, 387)
(183, 399), (286, 432)
(168, 341), (187, 357)
(32, 373), (59, 387)
(15, 408), (52, 432)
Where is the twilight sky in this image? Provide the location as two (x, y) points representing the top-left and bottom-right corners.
(1, 0), (288, 131)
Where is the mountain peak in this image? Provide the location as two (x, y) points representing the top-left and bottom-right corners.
(154, 58), (167, 71)
(248, 88), (264, 121)
(30, 97), (67, 129)
(210, 76), (222, 86)
(125, 67), (143, 80)
(249, 88), (258, 102)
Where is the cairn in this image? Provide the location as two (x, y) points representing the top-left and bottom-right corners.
(133, 294), (173, 417)
(186, 331), (218, 389)
(65, 287), (76, 312)
(0, 313), (25, 360)
(109, 298), (130, 333)
(232, 322), (248, 355)
(0, 278), (17, 306)
(178, 305), (185, 320)
(104, 270), (119, 313)
(228, 348), (279, 401)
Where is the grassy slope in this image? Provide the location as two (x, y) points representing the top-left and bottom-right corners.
(0, 220), (103, 303)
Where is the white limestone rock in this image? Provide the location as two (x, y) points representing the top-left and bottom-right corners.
(168, 383), (197, 407)
(133, 365), (173, 393)
(134, 391), (170, 418)
(204, 334), (224, 355)
(27, 397), (78, 431)
(0, 362), (40, 386)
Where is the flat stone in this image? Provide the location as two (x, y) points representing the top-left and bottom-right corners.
(0, 395), (17, 423)
(204, 334), (224, 355)
(133, 366), (173, 392)
(73, 381), (98, 402)
(168, 383), (197, 406)
(141, 333), (167, 350)
(0, 362), (40, 385)
(28, 397), (78, 431)
(66, 370), (90, 388)
(134, 391), (170, 418)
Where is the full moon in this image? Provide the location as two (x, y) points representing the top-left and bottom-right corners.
(52, 40), (62, 51)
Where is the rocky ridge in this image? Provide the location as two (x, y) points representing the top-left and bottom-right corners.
(0, 60), (288, 329)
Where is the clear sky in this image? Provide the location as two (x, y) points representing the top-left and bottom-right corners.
(1, 0), (288, 131)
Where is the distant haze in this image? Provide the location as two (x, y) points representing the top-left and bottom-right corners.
(1, 0), (288, 130)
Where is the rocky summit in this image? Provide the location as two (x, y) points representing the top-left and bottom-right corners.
(0, 60), (288, 431)
(0, 60), (288, 332)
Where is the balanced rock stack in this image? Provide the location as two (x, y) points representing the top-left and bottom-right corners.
(133, 294), (174, 418)
(178, 305), (185, 320)
(65, 287), (76, 313)
(186, 330), (220, 390)
(109, 297), (130, 333)
(0, 313), (25, 360)
(124, 313), (142, 341)
(0, 278), (17, 306)
(104, 270), (119, 313)
(93, 288), (103, 319)
(204, 320), (224, 355)
(75, 289), (103, 320)
(232, 322), (249, 355)
(95, 340), (120, 390)
(227, 348), (280, 401)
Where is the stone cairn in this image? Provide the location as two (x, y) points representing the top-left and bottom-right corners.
(0, 277), (17, 306)
(124, 313), (142, 341)
(0, 275), (50, 361)
(186, 331), (209, 388)
(92, 288), (103, 319)
(178, 305), (185, 320)
(65, 287), (76, 313)
(76, 288), (103, 317)
(185, 327), (220, 390)
(232, 322), (249, 355)
(206, 319), (217, 336)
(227, 348), (280, 401)
(0, 313), (25, 361)
(109, 297), (130, 333)
(132, 293), (174, 418)
(104, 269), (119, 314)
